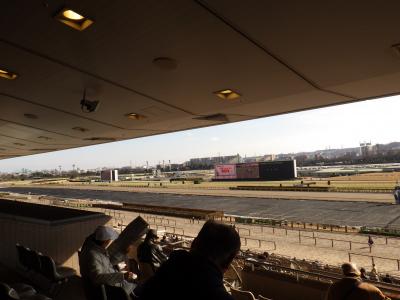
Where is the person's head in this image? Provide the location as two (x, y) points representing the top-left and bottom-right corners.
(360, 267), (366, 274)
(190, 220), (240, 273)
(341, 262), (361, 277)
(94, 225), (119, 249)
(145, 229), (159, 242)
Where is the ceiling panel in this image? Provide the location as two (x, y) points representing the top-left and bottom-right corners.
(0, 1), (399, 160)
(0, 0), (316, 115)
(205, 0), (400, 97)
(0, 42), (189, 130)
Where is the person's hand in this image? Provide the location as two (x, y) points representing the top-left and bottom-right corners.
(123, 271), (135, 281)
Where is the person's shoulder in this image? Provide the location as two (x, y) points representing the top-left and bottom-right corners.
(358, 282), (385, 296)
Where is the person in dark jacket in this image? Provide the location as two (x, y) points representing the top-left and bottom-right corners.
(382, 274), (393, 284)
(360, 268), (369, 280)
(134, 220), (241, 300)
(137, 229), (168, 271)
(325, 263), (389, 300)
(394, 186), (400, 204)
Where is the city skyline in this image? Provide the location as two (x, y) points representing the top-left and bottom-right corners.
(0, 95), (399, 172)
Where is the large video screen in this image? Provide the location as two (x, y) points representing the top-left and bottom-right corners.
(259, 160), (296, 180)
(236, 163), (260, 179)
(214, 164), (237, 180)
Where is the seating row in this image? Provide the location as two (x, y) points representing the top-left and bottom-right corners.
(0, 282), (51, 300)
(231, 287), (272, 300)
(15, 243), (76, 295)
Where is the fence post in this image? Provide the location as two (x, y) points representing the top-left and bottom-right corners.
(348, 253), (351, 262)
(371, 256), (375, 265)
(349, 241), (352, 250)
(331, 240), (334, 248)
(272, 227), (275, 234)
(314, 238), (317, 246)
(397, 260), (400, 271)
(285, 228), (288, 236)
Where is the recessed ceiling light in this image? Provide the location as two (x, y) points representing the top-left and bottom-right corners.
(63, 10), (84, 20)
(72, 126), (89, 132)
(152, 57), (178, 71)
(125, 113), (146, 120)
(55, 8), (94, 31)
(24, 113), (38, 119)
(0, 68), (18, 80)
(214, 89), (241, 100)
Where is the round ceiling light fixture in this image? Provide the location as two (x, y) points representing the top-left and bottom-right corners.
(152, 57), (178, 71)
(125, 113), (146, 120)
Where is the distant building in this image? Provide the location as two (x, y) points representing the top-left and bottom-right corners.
(263, 154), (276, 161)
(185, 154), (240, 169)
(360, 142), (375, 157)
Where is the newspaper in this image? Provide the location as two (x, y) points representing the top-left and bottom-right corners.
(108, 216), (149, 264)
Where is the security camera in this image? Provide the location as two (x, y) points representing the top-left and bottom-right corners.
(80, 99), (100, 113)
(80, 89), (100, 113)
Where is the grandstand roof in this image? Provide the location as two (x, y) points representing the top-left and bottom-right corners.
(1, 1), (400, 159)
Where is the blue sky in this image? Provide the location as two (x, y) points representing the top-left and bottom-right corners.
(0, 95), (399, 172)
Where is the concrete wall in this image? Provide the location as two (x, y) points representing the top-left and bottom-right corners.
(242, 269), (330, 300)
(0, 214), (111, 272)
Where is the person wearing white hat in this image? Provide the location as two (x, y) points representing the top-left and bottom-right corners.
(79, 225), (136, 296)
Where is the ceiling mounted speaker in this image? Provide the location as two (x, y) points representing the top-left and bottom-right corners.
(153, 57), (178, 71)
(194, 113), (229, 122)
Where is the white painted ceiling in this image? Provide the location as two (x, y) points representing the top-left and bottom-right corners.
(1, 0), (400, 159)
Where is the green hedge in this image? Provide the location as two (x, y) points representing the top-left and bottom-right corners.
(360, 227), (400, 237)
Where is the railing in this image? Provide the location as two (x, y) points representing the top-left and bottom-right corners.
(240, 258), (400, 297)
(298, 235), (376, 251)
(145, 216), (177, 226)
(348, 252), (400, 271)
(224, 217), (400, 245)
(149, 224), (185, 236)
(240, 237), (277, 250)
